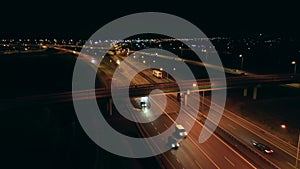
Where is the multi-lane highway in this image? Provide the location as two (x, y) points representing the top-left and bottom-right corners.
(127, 94), (259, 169)
(13, 47), (300, 169)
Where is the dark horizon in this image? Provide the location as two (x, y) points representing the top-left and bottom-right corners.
(1, 1), (300, 39)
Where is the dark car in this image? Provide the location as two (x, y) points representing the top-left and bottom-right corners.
(168, 136), (180, 149)
(252, 142), (274, 154)
(140, 101), (147, 108)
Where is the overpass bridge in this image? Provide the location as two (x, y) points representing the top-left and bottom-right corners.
(16, 73), (300, 115)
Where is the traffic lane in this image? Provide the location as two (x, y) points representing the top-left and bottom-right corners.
(173, 138), (219, 169)
(217, 111), (294, 169)
(186, 97), (278, 169)
(123, 57), (172, 84)
(203, 95), (297, 157)
(192, 94), (293, 169)
(112, 58), (151, 85)
(174, 96), (258, 169)
(151, 95), (255, 169)
(198, 97), (295, 169)
(129, 107), (184, 169)
(167, 112), (255, 169)
(136, 95), (219, 169)
(134, 94), (254, 168)
(153, 115), (219, 169)
(142, 114), (219, 169)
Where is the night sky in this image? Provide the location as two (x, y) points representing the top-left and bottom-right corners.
(1, 1), (300, 39)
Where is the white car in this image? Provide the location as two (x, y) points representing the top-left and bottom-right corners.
(175, 125), (187, 138)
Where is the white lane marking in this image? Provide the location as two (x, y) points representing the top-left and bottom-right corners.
(210, 113), (216, 117)
(228, 124), (236, 130)
(126, 105), (177, 169)
(187, 137), (220, 169)
(224, 156), (235, 167)
(185, 121), (192, 127)
(287, 162), (296, 168)
(185, 107), (257, 169)
(163, 123), (169, 129)
(194, 159), (203, 169)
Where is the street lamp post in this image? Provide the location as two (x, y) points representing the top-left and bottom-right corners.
(281, 125), (300, 168)
(239, 54), (244, 69)
(296, 133), (300, 168)
(179, 47), (182, 57)
(292, 61), (297, 74)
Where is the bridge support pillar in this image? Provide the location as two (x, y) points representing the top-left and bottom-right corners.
(184, 94), (188, 106)
(243, 88), (248, 97)
(202, 91), (205, 108)
(177, 93), (181, 101)
(253, 87), (257, 100)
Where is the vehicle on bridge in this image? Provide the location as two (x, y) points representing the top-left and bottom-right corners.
(153, 70), (163, 79)
(175, 125), (187, 138)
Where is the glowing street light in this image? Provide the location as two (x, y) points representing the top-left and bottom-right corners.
(203, 49), (207, 60)
(179, 47), (182, 56)
(239, 54), (244, 69)
(279, 124), (300, 168)
(280, 124), (286, 129)
(292, 61), (297, 74)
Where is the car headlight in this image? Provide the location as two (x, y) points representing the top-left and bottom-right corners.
(171, 144), (175, 148)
